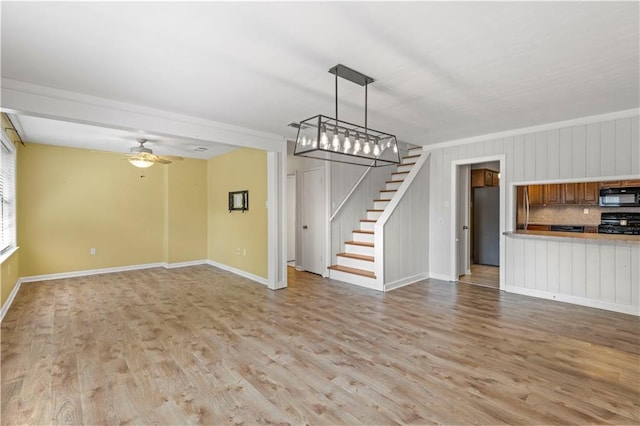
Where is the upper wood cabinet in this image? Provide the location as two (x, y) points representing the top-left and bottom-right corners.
(527, 185), (544, 205)
(544, 184), (562, 204)
(471, 169), (499, 188)
(527, 182), (599, 206)
(600, 180), (640, 188)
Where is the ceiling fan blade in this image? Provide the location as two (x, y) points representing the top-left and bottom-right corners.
(154, 157), (172, 164)
(159, 155), (183, 161)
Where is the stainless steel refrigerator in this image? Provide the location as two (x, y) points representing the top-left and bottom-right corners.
(473, 186), (500, 266)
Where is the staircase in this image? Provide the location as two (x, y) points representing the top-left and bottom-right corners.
(328, 147), (423, 289)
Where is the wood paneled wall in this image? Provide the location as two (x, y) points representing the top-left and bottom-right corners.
(427, 112), (640, 314)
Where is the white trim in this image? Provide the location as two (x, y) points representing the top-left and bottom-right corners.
(267, 149), (287, 290)
(0, 246), (19, 266)
(206, 260), (269, 286)
(324, 162), (331, 278)
(451, 155), (506, 291)
(429, 272), (452, 281)
(0, 278), (22, 322)
(19, 262), (167, 283)
(164, 259), (208, 269)
(506, 286), (639, 317)
(1, 78), (284, 153)
(329, 166), (372, 222)
(423, 109), (640, 152)
(384, 273), (428, 292)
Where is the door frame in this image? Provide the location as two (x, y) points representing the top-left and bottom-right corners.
(450, 155), (506, 290)
(286, 172), (297, 263)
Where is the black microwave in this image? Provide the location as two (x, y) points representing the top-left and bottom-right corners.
(599, 187), (640, 207)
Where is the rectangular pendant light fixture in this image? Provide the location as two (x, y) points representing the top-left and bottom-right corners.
(293, 64), (400, 167)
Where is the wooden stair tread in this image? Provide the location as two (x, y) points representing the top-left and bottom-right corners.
(336, 252), (374, 262)
(392, 171), (410, 175)
(328, 265), (376, 279)
(346, 241), (374, 247)
(360, 219), (376, 223)
(403, 154), (420, 159)
(373, 199), (392, 202)
(353, 230), (374, 234)
(380, 189), (397, 192)
(367, 209), (384, 212)
(385, 180), (404, 184)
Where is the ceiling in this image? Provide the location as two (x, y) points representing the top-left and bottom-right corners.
(1, 2), (638, 157)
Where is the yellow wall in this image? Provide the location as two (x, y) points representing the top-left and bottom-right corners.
(166, 159), (208, 263)
(207, 148), (268, 278)
(18, 143), (169, 276)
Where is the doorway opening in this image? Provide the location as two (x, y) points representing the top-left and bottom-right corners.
(451, 156), (505, 290)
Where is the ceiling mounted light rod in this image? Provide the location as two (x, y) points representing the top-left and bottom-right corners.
(293, 64), (399, 167)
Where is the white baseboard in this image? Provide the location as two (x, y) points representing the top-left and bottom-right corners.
(165, 259), (208, 269)
(206, 260), (268, 286)
(384, 273), (429, 292)
(0, 278), (22, 322)
(19, 262), (167, 283)
(505, 286), (640, 317)
(429, 272), (453, 281)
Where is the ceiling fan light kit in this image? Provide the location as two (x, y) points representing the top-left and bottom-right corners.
(126, 138), (182, 168)
(293, 64), (400, 167)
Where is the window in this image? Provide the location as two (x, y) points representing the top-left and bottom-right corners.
(0, 135), (16, 254)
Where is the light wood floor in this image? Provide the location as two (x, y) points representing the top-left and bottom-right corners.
(458, 264), (500, 289)
(2, 265), (639, 425)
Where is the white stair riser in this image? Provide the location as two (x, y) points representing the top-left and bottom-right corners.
(386, 181), (402, 190)
(367, 210), (382, 220)
(329, 269), (379, 290)
(353, 232), (374, 244)
(374, 200), (390, 210)
(397, 164), (414, 173)
(391, 174), (408, 182)
(380, 190), (396, 199)
(337, 256), (375, 271)
(408, 148), (423, 155)
(360, 221), (375, 232)
(345, 243), (374, 257)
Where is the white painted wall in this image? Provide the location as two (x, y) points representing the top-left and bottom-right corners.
(426, 110), (640, 314)
(383, 159), (430, 286)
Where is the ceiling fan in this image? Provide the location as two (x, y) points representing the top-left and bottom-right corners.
(126, 138), (183, 168)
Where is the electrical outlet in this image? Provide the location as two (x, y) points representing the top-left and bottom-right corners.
(90, 248), (96, 255)
(583, 208), (589, 215)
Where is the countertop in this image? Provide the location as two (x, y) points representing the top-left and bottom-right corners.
(505, 230), (640, 244)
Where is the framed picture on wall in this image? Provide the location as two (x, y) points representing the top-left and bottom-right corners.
(229, 190), (249, 212)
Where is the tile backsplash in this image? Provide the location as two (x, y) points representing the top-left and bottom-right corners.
(528, 205), (640, 225)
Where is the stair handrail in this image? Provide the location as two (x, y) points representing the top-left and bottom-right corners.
(329, 166), (372, 222)
(374, 149), (430, 286)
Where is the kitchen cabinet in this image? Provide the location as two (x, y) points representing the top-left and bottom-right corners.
(471, 169), (498, 188)
(527, 185), (544, 205)
(563, 183), (579, 204)
(580, 182), (599, 205)
(527, 224), (550, 231)
(544, 184), (562, 205)
(601, 180), (640, 188)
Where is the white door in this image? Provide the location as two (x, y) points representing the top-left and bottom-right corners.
(287, 174), (296, 263)
(456, 165), (470, 277)
(302, 168), (324, 275)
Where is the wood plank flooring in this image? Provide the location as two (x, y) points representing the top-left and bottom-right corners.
(2, 265), (639, 425)
(458, 264), (500, 289)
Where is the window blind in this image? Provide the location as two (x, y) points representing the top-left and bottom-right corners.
(0, 138), (16, 254)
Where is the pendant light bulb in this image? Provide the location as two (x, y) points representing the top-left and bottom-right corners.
(343, 130), (351, 153)
(320, 125), (328, 148)
(301, 136), (307, 146)
(353, 132), (361, 154)
(312, 138), (318, 148)
(373, 143), (380, 157)
(363, 141), (371, 155)
(393, 143), (398, 153)
(332, 127), (340, 151)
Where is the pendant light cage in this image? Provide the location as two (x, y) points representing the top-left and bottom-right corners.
(293, 64), (400, 167)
